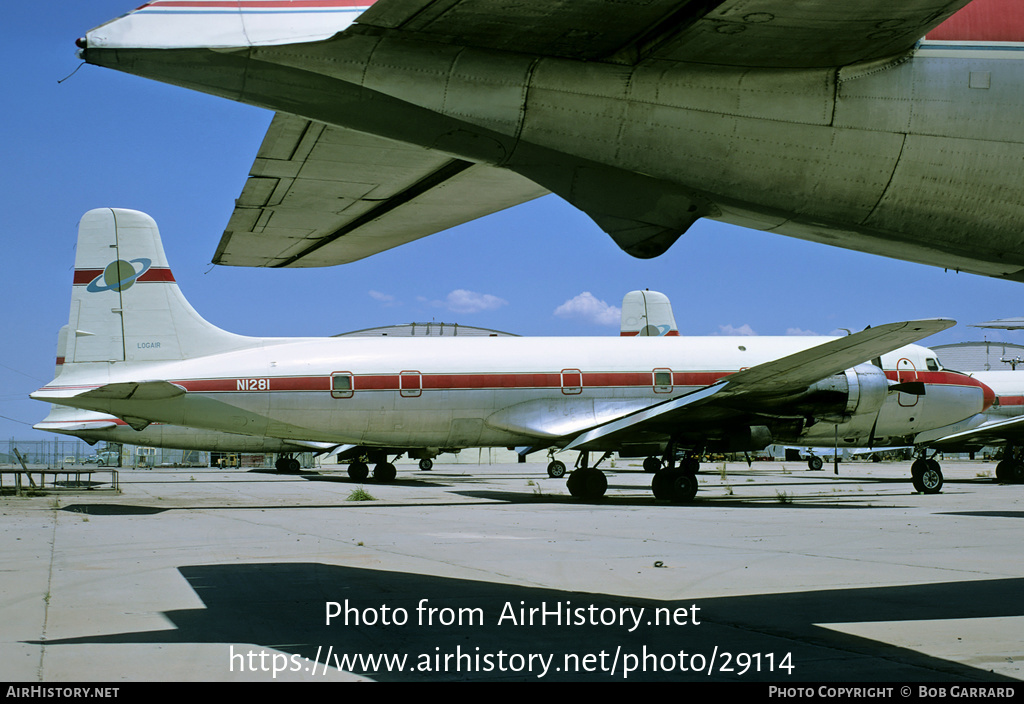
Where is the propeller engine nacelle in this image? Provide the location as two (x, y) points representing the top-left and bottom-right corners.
(744, 363), (890, 423)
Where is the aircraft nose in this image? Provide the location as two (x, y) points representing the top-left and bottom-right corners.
(979, 378), (996, 411)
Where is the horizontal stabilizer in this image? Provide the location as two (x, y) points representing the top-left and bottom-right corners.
(34, 381), (187, 404)
(78, 381), (187, 402)
(33, 418), (118, 433)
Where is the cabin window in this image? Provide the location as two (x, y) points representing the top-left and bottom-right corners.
(654, 371), (672, 386)
(331, 372), (353, 398)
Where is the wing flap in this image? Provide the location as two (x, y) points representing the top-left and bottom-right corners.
(214, 113), (548, 268)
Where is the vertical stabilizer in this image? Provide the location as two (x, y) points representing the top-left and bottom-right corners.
(619, 290), (679, 337)
(67, 208), (251, 364)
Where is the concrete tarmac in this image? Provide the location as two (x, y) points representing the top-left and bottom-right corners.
(1, 458), (1022, 682)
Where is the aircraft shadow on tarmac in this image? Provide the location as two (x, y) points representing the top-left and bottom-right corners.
(31, 563), (1023, 681)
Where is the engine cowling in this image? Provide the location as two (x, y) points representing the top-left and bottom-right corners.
(744, 363), (890, 422)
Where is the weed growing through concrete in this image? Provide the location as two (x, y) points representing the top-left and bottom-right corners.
(347, 487), (376, 501)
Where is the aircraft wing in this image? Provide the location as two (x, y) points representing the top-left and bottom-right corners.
(927, 415), (1024, 448)
(356, 0), (971, 68)
(214, 113), (548, 267)
(566, 319), (954, 450)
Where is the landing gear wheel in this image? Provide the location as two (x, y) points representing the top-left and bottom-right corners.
(348, 462), (369, 481)
(1013, 461), (1024, 484)
(910, 458), (929, 479)
(651, 471), (670, 500)
(651, 470), (699, 502)
(547, 460), (567, 478)
(643, 456), (662, 473)
(566, 468), (606, 499)
(807, 456), (823, 471)
(996, 461), (1011, 482)
(912, 464), (943, 494)
(373, 462), (397, 482)
(287, 458), (300, 473)
(668, 471), (699, 503)
(418, 458), (433, 471)
(681, 455), (700, 474)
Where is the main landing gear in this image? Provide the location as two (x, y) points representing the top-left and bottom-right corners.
(275, 454), (300, 472)
(910, 451), (943, 494)
(995, 445), (1024, 483)
(347, 450), (399, 482)
(651, 445), (700, 503)
(565, 451), (611, 500)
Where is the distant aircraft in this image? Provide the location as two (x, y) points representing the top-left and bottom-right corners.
(75, 0), (1024, 281)
(917, 370), (1024, 483)
(619, 291), (678, 338)
(32, 209), (993, 501)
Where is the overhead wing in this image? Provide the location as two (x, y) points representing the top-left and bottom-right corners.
(566, 319), (954, 450)
(215, 113), (548, 268)
(356, 0), (972, 68)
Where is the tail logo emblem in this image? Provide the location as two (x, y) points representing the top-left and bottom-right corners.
(86, 258), (152, 293)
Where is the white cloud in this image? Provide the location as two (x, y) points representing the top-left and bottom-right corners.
(368, 290), (398, 306)
(553, 292), (621, 326)
(785, 327), (819, 336)
(717, 323), (757, 336)
(442, 289), (508, 314)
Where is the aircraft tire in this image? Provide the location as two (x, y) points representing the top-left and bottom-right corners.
(643, 456), (661, 473)
(668, 471), (699, 502)
(995, 461), (1011, 482)
(582, 469), (607, 500)
(682, 456), (700, 475)
(348, 462), (369, 481)
(547, 460), (567, 478)
(910, 459), (929, 479)
(912, 465), (943, 494)
(651, 471), (670, 500)
(419, 458), (433, 471)
(1012, 461), (1024, 484)
(287, 458), (300, 473)
(566, 470), (583, 497)
(373, 462), (397, 482)
(807, 456), (823, 471)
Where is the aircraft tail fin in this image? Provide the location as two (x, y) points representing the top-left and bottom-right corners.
(66, 208), (251, 365)
(619, 290), (679, 336)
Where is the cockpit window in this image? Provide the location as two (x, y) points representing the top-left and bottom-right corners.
(925, 358), (939, 371)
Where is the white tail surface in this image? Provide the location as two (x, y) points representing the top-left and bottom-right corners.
(620, 290), (679, 337)
(67, 208), (252, 365)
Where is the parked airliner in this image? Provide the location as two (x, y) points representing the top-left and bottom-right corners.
(32, 209), (993, 500)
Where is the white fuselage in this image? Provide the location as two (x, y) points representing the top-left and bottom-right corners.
(41, 335), (986, 452)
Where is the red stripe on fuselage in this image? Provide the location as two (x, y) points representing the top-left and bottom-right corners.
(927, 0), (1024, 42)
(172, 370), (738, 393)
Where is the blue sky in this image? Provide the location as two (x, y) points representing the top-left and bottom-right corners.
(3, 2), (1024, 441)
